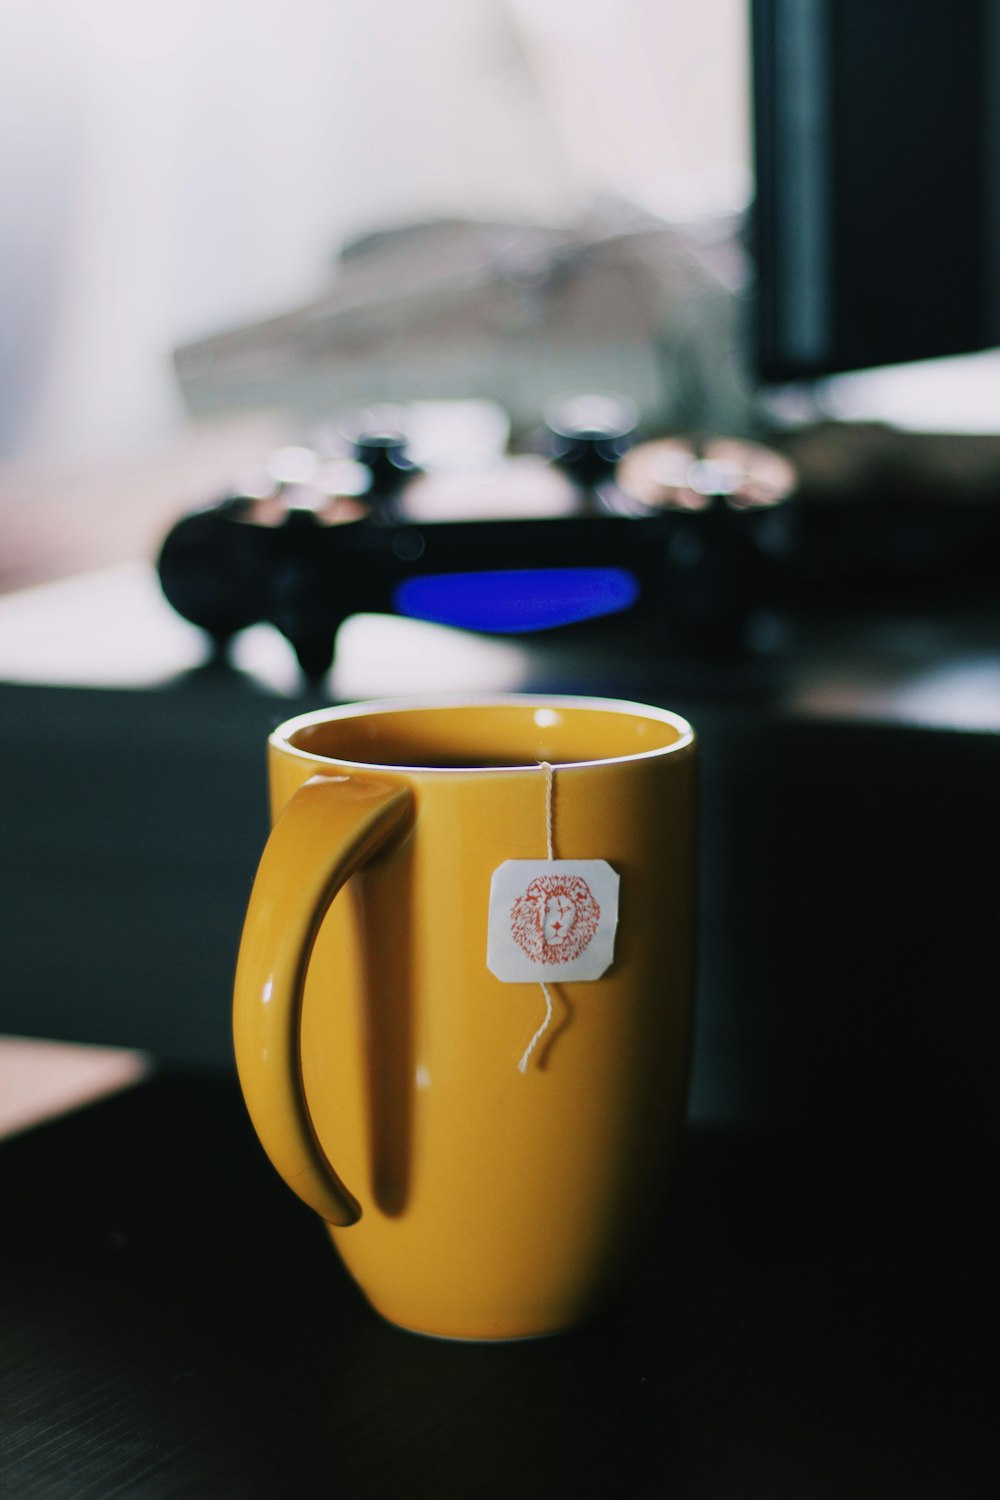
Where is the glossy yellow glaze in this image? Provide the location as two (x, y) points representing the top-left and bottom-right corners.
(233, 695), (697, 1340)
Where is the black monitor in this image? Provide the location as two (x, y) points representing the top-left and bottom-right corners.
(750, 0), (1000, 382)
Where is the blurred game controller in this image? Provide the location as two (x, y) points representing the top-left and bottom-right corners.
(157, 396), (796, 680)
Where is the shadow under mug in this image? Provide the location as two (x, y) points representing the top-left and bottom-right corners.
(233, 695), (697, 1340)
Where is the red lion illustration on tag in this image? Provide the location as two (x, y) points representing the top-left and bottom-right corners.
(510, 873), (601, 965)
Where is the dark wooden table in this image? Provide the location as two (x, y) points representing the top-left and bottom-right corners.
(1, 1071), (995, 1498)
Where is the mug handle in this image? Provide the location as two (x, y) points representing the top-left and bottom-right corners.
(233, 772), (412, 1226)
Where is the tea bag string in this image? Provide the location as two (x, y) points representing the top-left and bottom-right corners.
(518, 761), (555, 1074)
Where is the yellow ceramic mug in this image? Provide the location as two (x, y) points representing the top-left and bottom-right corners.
(233, 695), (697, 1340)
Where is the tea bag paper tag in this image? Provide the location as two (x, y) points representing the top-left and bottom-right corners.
(487, 859), (620, 983)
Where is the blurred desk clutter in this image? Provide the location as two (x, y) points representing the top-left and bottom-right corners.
(172, 205), (755, 440)
(151, 400), (1000, 688)
(156, 398), (797, 680)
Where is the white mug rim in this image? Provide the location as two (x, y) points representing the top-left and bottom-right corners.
(270, 693), (695, 775)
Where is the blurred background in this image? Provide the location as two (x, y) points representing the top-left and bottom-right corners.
(0, 0), (764, 599)
(0, 0), (747, 463)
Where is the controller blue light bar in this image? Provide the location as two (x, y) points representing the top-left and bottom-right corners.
(393, 567), (640, 634)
